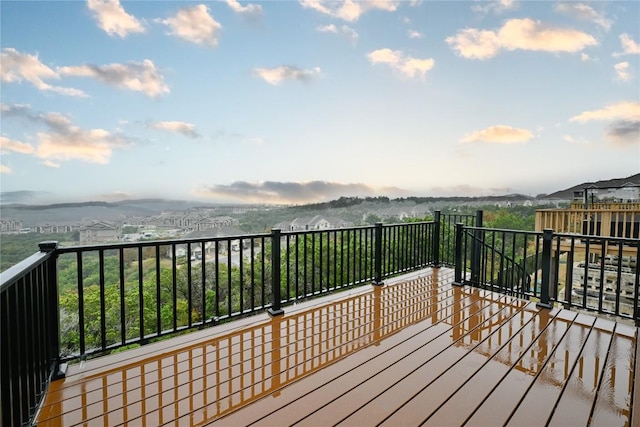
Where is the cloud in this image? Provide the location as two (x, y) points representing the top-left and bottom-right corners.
(316, 24), (359, 44)
(407, 30), (424, 39)
(580, 53), (590, 61)
(149, 121), (200, 138)
(429, 184), (511, 197)
(446, 18), (597, 59)
(562, 134), (591, 145)
(86, 0), (145, 38)
(569, 101), (640, 122)
(614, 33), (640, 57)
(159, 4), (222, 47)
(225, 0), (262, 16)
(1, 103), (131, 165)
(471, 0), (516, 15)
(253, 65), (321, 85)
(367, 48), (434, 79)
(0, 48), (86, 97)
(99, 190), (134, 201)
(461, 125), (534, 143)
(0, 136), (35, 154)
(195, 180), (404, 204)
(0, 165), (12, 174)
(614, 62), (631, 81)
(59, 59), (169, 97)
(42, 160), (60, 168)
(607, 120), (640, 147)
(554, 3), (611, 31)
(570, 101), (640, 147)
(299, 0), (399, 22)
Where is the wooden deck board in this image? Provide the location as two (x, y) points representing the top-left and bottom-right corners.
(35, 268), (638, 427)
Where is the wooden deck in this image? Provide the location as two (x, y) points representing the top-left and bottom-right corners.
(36, 268), (638, 426)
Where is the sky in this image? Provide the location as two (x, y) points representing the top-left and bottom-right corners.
(0, 0), (639, 205)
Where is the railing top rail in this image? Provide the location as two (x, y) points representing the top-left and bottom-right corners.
(0, 250), (52, 292)
(462, 225), (543, 236)
(554, 233), (640, 244)
(56, 231), (272, 253)
(281, 224), (375, 237)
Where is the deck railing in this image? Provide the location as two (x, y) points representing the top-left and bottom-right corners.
(0, 242), (64, 427)
(0, 219), (438, 426)
(3, 212), (639, 426)
(452, 224), (640, 322)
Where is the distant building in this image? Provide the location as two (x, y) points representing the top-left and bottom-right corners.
(275, 215), (350, 231)
(79, 221), (121, 243)
(0, 219), (23, 233)
(32, 223), (78, 234)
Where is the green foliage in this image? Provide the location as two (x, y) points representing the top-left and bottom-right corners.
(0, 232), (77, 272)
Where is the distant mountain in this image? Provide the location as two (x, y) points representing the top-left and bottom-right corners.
(544, 173), (640, 200)
(0, 191), (56, 205)
(0, 198), (220, 227)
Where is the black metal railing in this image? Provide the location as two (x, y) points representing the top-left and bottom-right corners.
(439, 211), (479, 266)
(452, 224), (640, 321)
(4, 211), (640, 426)
(0, 242), (64, 427)
(1, 219), (438, 425)
(552, 233), (640, 321)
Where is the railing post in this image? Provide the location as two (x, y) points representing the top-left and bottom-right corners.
(537, 229), (554, 309)
(39, 241), (66, 380)
(432, 211), (441, 268)
(372, 222), (384, 286)
(268, 229), (284, 317)
(453, 223), (464, 287)
(470, 210), (483, 285)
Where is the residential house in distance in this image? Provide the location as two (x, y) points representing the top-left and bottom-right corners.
(31, 223), (78, 234)
(79, 221), (121, 243)
(275, 215), (351, 231)
(0, 219), (23, 233)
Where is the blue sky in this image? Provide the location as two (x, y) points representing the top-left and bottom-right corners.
(1, 0), (638, 204)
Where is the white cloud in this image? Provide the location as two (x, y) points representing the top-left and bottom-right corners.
(159, 4), (222, 47)
(42, 160), (61, 168)
(581, 53), (590, 61)
(59, 59), (169, 97)
(472, 0), (516, 15)
(367, 48), (434, 79)
(407, 30), (424, 39)
(316, 24), (358, 44)
(570, 101), (640, 122)
(299, 0), (398, 22)
(195, 180), (404, 204)
(317, 24), (338, 33)
(562, 134), (591, 145)
(225, 0), (262, 16)
(2, 104), (131, 165)
(614, 33), (640, 57)
(0, 164), (12, 174)
(149, 121), (200, 138)
(461, 125), (534, 143)
(570, 101), (640, 147)
(554, 3), (611, 31)
(253, 66), (321, 85)
(0, 136), (35, 154)
(86, 0), (145, 38)
(614, 62), (631, 81)
(446, 18), (597, 59)
(0, 48), (86, 97)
